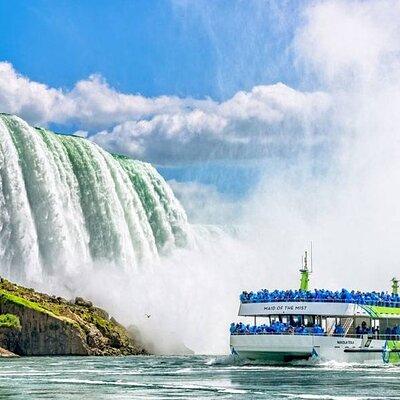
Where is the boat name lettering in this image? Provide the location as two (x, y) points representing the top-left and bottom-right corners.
(263, 305), (308, 311)
(337, 340), (354, 345)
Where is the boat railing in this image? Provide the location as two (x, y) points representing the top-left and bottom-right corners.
(240, 298), (400, 307)
(230, 332), (400, 340)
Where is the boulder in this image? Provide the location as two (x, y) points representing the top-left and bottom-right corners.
(74, 297), (93, 308)
(0, 345), (18, 357)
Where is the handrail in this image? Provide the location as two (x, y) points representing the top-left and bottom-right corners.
(240, 298), (400, 307)
(230, 332), (400, 340)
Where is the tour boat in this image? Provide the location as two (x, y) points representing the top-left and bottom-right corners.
(230, 250), (400, 364)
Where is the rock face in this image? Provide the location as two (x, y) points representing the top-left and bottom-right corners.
(0, 278), (146, 356)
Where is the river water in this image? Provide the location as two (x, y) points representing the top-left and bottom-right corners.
(0, 356), (399, 399)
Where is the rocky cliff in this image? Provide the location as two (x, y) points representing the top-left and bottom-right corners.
(0, 278), (146, 356)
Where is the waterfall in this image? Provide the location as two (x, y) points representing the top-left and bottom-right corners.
(0, 114), (190, 282)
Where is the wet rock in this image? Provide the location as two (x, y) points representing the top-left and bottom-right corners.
(74, 297), (93, 308)
(93, 307), (109, 321)
(0, 345), (18, 357)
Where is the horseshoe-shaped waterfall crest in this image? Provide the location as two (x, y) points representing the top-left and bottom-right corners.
(0, 114), (190, 281)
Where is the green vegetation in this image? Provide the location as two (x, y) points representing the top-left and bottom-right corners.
(0, 313), (21, 330)
(0, 289), (77, 327)
(0, 290), (56, 316)
(0, 278), (142, 355)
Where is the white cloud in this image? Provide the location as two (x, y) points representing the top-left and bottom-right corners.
(92, 83), (331, 163)
(0, 61), (331, 164)
(2, 1), (397, 168)
(0, 62), (191, 128)
(0, 62), (68, 126)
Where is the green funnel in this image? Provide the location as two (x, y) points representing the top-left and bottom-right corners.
(299, 250), (311, 291)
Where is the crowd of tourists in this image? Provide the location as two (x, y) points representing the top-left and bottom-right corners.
(383, 325), (400, 340)
(230, 320), (400, 339)
(240, 288), (400, 307)
(230, 322), (326, 336)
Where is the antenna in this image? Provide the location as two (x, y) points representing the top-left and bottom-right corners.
(299, 242), (313, 291)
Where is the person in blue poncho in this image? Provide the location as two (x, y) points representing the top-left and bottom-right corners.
(373, 326), (380, 338)
(361, 321), (369, 334)
(295, 325), (305, 335)
(391, 325), (400, 340)
(312, 324), (324, 335)
(356, 325), (362, 337)
(385, 326), (392, 338)
(240, 287), (400, 306)
(396, 325), (400, 340)
(334, 324), (345, 336)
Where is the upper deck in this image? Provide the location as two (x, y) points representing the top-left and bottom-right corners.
(238, 249), (400, 319)
(239, 289), (400, 318)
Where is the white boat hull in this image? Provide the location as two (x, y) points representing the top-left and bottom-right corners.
(230, 334), (400, 364)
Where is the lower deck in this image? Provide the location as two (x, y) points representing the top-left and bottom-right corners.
(230, 334), (400, 364)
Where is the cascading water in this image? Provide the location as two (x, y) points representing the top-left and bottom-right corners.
(0, 114), (190, 282)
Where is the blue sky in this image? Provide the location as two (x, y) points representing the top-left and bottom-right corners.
(0, 0), (324, 196)
(1, 0), (215, 98)
(0, 0), (302, 99)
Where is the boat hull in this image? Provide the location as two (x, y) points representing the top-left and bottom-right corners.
(230, 334), (400, 364)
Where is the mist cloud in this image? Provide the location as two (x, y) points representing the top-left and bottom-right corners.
(295, 0), (400, 86)
(241, 0), (400, 293)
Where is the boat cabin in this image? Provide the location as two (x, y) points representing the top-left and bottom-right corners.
(232, 252), (400, 340)
(230, 250), (400, 364)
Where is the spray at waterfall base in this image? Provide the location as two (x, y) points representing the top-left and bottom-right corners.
(0, 114), (271, 354)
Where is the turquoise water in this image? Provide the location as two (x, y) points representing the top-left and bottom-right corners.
(0, 356), (399, 399)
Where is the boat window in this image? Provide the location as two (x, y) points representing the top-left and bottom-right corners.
(271, 315), (278, 324)
(379, 318), (400, 339)
(304, 316), (316, 327)
(326, 317), (336, 335)
(290, 315), (302, 327)
(321, 317), (327, 332)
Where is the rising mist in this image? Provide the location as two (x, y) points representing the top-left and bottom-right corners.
(68, 1), (400, 355)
